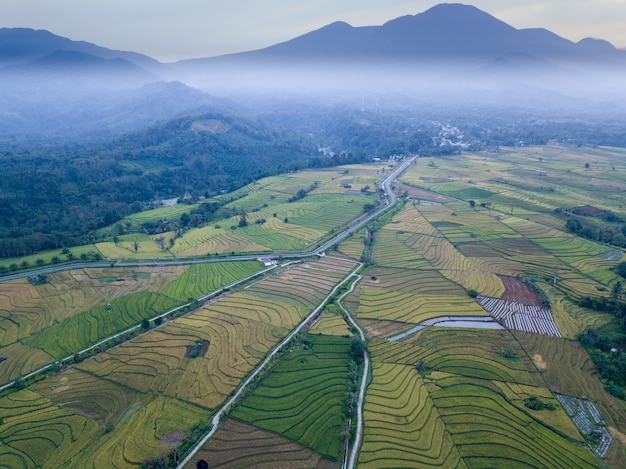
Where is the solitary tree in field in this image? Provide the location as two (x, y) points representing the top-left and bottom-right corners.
(612, 281), (624, 301)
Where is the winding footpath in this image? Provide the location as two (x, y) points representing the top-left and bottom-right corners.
(335, 272), (369, 469)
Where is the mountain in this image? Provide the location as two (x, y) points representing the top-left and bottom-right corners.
(177, 3), (626, 99)
(0, 27), (160, 71)
(184, 3), (626, 67)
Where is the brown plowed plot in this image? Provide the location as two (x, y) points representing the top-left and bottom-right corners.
(245, 257), (355, 309)
(185, 418), (337, 469)
(499, 276), (543, 306)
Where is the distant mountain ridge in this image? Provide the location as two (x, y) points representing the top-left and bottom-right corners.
(180, 3), (626, 71)
(0, 27), (159, 70)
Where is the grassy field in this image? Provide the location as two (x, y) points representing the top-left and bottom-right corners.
(232, 334), (352, 460)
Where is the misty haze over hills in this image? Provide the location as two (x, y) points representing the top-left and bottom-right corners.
(2, 3), (626, 258)
(1, 2), (626, 143)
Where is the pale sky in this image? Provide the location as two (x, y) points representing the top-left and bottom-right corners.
(2, 1), (625, 62)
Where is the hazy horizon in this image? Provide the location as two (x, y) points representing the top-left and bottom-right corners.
(2, 1), (626, 62)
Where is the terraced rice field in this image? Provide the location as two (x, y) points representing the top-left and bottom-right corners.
(513, 332), (611, 403)
(69, 395), (205, 468)
(245, 257), (356, 309)
(23, 291), (181, 358)
(232, 335), (352, 460)
(430, 383), (600, 468)
(358, 362), (466, 468)
(173, 226), (270, 256)
(185, 418), (336, 469)
(309, 310), (351, 336)
(78, 306), (288, 410)
(0, 389), (101, 468)
(371, 328), (538, 386)
(31, 368), (139, 429)
(0, 342), (55, 385)
(358, 289), (486, 324)
(160, 260), (262, 301)
(0, 266), (187, 382)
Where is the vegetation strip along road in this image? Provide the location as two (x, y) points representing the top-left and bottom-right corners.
(176, 257), (363, 468)
(333, 269), (370, 469)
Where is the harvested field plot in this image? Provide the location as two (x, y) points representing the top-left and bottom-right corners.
(232, 335), (352, 460)
(358, 319), (417, 340)
(185, 418), (336, 469)
(479, 296), (561, 337)
(245, 257), (356, 309)
(499, 276), (544, 305)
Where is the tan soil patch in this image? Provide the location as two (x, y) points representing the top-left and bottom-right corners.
(608, 426), (626, 445)
(532, 354), (547, 371)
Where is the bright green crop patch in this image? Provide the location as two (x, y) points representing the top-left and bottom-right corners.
(160, 260), (262, 301)
(23, 291), (180, 358)
(231, 334), (352, 461)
